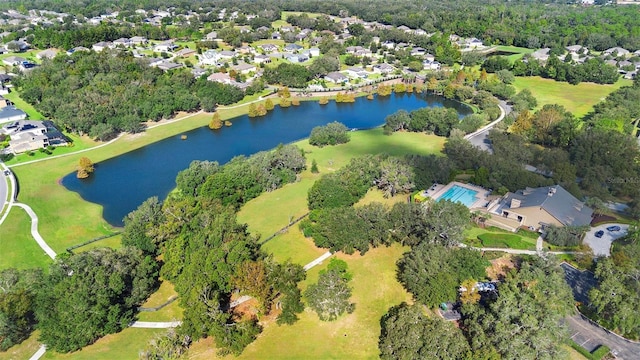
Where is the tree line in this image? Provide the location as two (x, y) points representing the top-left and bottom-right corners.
(14, 50), (247, 139)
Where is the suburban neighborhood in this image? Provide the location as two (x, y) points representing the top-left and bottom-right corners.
(0, 1), (639, 360)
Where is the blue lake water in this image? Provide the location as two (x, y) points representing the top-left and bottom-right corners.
(62, 93), (472, 226)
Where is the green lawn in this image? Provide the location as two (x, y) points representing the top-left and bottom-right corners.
(42, 328), (164, 360)
(513, 76), (632, 117)
(188, 244), (412, 360)
(0, 331), (42, 360)
(3, 91), (45, 120)
(495, 45), (534, 54)
(477, 233), (536, 250)
(5, 132), (99, 166)
(0, 207), (52, 270)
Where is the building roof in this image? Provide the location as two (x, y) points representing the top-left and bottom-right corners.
(325, 71), (348, 81)
(504, 185), (593, 227)
(0, 106), (27, 122)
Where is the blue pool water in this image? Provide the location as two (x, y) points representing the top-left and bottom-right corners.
(436, 185), (478, 207)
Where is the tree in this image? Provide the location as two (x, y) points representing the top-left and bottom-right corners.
(309, 121), (350, 147)
(77, 156), (94, 179)
(379, 303), (470, 360)
(384, 110), (411, 133)
(176, 160), (220, 197)
(232, 260), (272, 311)
(460, 279), (481, 305)
(36, 248), (159, 352)
(304, 269), (354, 321)
(375, 157), (414, 198)
(462, 257), (574, 359)
(495, 69), (515, 84)
(0, 269), (42, 351)
(121, 197), (165, 255)
(208, 112), (223, 129)
(248, 103), (258, 117)
(310, 159), (319, 173)
(264, 98), (274, 111)
(140, 328), (191, 360)
(398, 244), (487, 307)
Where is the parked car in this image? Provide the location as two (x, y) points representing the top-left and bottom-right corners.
(595, 230), (604, 238)
(3, 170), (9, 176)
(606, 225), (621, 232)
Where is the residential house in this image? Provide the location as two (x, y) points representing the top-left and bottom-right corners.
(2, 120), (48, 153)
(295, 32), (308, 41)
(325, 71), (348, 84)
(530, 48), (550, 62)
(280, 26), (295, 33)
(566, 45), (586, 55)
(3, 56), (27, 66)
(271, 31), (282, 40)
(66, 46), (90, 56)
(344, 67), (368, 79)
(604, 47), (630, 58)
(0, 105), (27, 124)
(205, 31), (219, 41)
(381, 41), (395, 50)
(256, 26), (270, 33)
(488, 185), (593, 231)
(36, 48), (59, 60)
(199, 49), (222, 65)
(423, 60), (441, 70)
(0, 74), (12, 83)
(373, 63), (395, 74)
(0, 86), (8, 95)
(232, 63), (256, 75)
(346, 46), (364, 54)
(397, 25), (411, 32)
(413, 29), (428, 36)
(237, 45), (254, 54)
(175, 47), (196, 57)
(155, 61), (183, 71)
(253, 54), (271, 64)
(207, 72), (232, 84)
(219, 50), (236, 60)
(260, 43), (279, 53)
(92, 41), (113, 52)
(284, 43), (303, 53)
(283, 53), (308, 63)
(301, 48), (320, 58)
(113, 37), (132, 47)
(463, 37), (484, 49)
(423, 53), (435, 62)
(154, 41), (178, 53)
(410, 47), (426, 57)
(191, 67), (207, 78)
(130, 36), (148, 45)
(6, 40), (29, 51)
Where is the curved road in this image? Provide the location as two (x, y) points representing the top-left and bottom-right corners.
(465, 100), (512, 153)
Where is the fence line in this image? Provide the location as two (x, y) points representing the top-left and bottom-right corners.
(66, 232), (122, 253)
(138, 296), (178, 312)
(259, 212), (310, 245)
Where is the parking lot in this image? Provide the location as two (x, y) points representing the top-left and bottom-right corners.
(583, 223), (629, 256)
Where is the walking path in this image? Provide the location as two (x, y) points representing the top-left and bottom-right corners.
(129, 321), (182, 329)
(465, 101), (511, 152)
(12, 202), (57, 259)
(28, 345), (46, 360)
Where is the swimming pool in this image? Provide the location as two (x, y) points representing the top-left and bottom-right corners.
(436, 185), (478, 207)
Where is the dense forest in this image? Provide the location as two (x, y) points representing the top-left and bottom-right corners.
(14, 51), (247, 138)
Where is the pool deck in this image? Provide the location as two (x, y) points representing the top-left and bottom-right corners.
(421, 181), (491, 209)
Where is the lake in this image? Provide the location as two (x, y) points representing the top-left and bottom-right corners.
(62, 92), (472, 226)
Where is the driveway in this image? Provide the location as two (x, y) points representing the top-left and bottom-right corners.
(465, 101), (512, 153)
(583, 223), (629, 257)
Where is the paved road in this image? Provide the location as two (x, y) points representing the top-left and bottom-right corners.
(565, 314), (640, 360)
(583, 223), (629, 257)
(561, 262), (597, 305)
(0, 164), (8, 219)
(465, 101), (512, 153)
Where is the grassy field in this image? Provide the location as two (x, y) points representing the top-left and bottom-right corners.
(513, 77), (632, 117)
(188, 244), (412, 360)
(0, 207), (52, 270)
(42, 328), (164, 360)
(238, 129), (445, 264)
(0, 331), (42, 360)
(477, 233), (536, 250)
(137, 281), (183, 322)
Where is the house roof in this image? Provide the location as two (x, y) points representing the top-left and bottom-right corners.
(37, 48), (58, 59)
(325, 71), (348, 81)
(0, 106), (27, 121)
(504, 185), (593, 227)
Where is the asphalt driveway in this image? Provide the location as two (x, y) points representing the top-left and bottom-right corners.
(583, 223), (629, 257)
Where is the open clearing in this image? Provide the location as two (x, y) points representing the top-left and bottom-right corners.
(513, 77), (631, 117)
